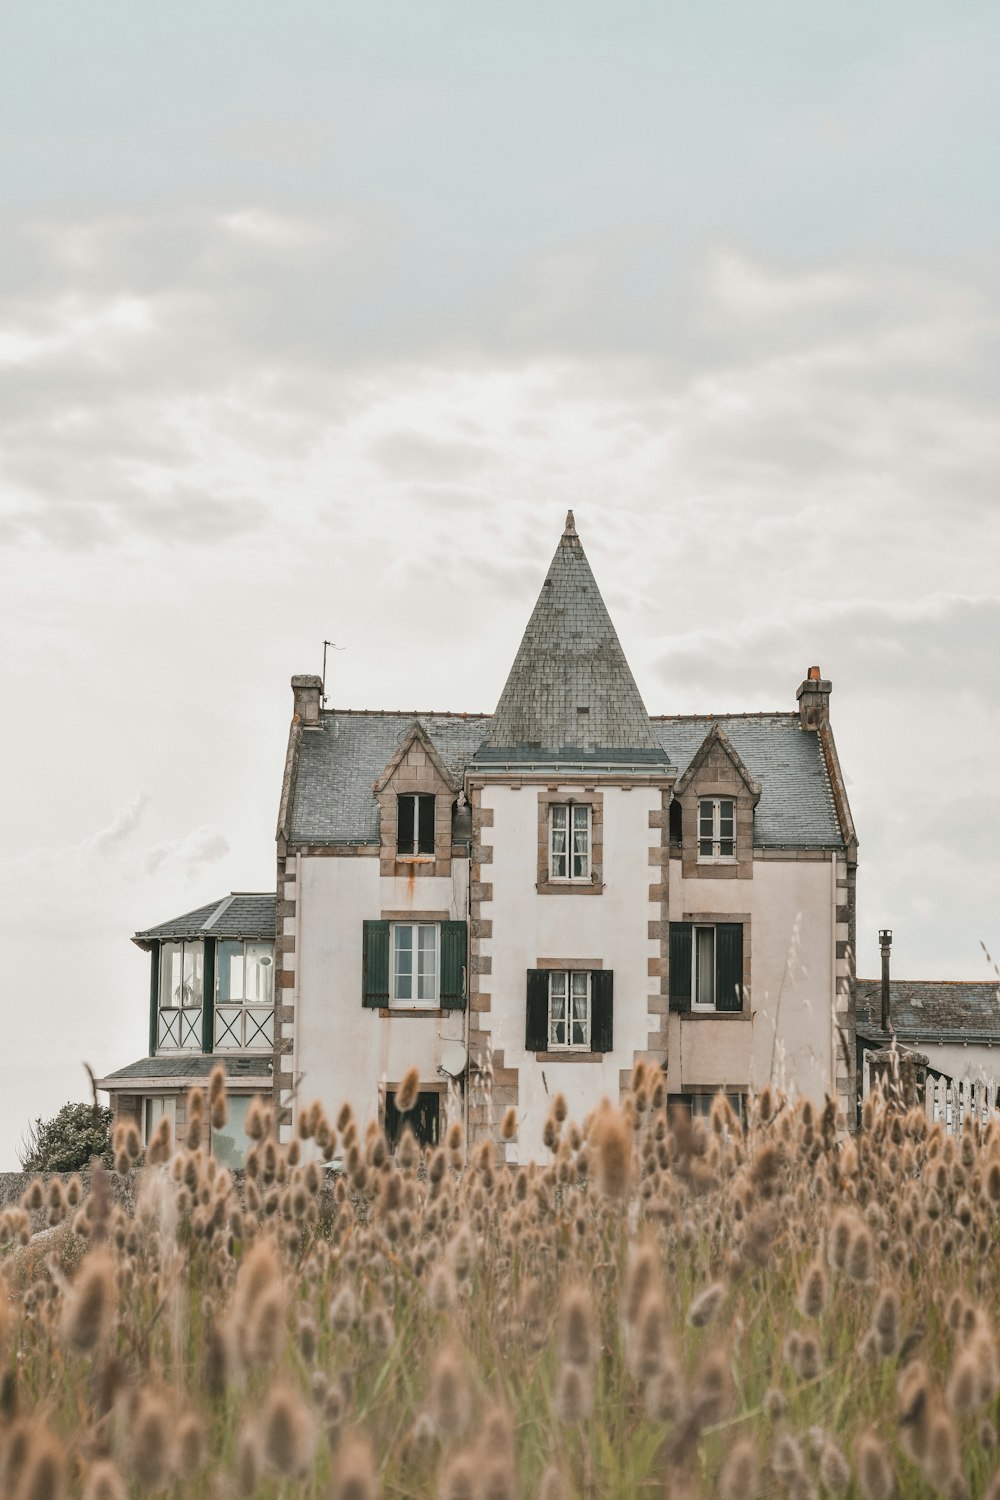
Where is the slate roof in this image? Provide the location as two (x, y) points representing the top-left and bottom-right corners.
(133, 893), (276, 948)
(289, 708), (843, 848)
(857, 980), (1000, 1041)
(652, 714), (843, 848)
(94, 1055), (272, 1087)
(480, 512), (666, 763)
(290, 712), (490, 844)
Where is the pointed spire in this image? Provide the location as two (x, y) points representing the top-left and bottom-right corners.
(483, 515), (664, 762)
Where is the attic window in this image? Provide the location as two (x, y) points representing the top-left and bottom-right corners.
(698, 798), (735, 862)
(398, 794), (435, 856)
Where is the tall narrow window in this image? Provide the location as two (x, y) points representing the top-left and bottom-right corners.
(157, 941), (204, 1051)
(397, 794), (436, 855)
(694, 927), (716, 1009)
(548, 971), (591, 1049)
(550, 804), (591, 880)
(215, 940), (275, 1051)
(698, 798), (735, 860)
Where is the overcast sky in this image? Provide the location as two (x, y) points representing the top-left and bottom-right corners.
(2, 3), (999, 1164)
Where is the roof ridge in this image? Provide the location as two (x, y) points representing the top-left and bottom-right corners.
(324, 708), (492, 719)
(858, 978), (999, 987)
(650, 711), (798, 722)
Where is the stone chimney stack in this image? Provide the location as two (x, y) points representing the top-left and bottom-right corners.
(879, 928), (892, 1031)
(291, 674), (323, 726)
(796, 664), (832, 730)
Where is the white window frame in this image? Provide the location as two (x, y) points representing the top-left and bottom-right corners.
(143, 1095), (177, 1146)
(389, 921), (440, 1008)
(157, 940), (204, 1052)
(691, 925), (718, 1012)
(549, 803), (592, 882)
(214, 940), (276, 1052)
(547, 970), (592, 1051)
(697, 797), (736, 863)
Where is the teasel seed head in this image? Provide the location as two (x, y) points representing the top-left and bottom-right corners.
(329, 1433), (378, 1500)
(688, 1280), (726, 1329)
(797, 1259), (828, 1320)
(81, 1460), (127, 1500)
(61, 1248), (115, 1353)
(261, 1382), (316, 1475)
(428, 1342), (472, 1438)
(856, 1431), (895, 1500)
(557, 1284), (595, 1368)
(719, 1437), (758, 1500)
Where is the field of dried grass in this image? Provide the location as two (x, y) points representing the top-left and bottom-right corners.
(3, 1063), (1000, 1499)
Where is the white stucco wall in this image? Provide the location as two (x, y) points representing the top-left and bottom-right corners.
(294, 857), (468, 1133)
(666, 854), (837, 1104)
(479, 783), (662, 1153)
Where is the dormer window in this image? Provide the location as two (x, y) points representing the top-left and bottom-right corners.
(397, 793), (435, 856)
(550, 803), (591, 881)
(698, 798), (735, 861)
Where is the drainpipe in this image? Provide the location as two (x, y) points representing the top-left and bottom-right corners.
(879, 929), (892, 1033)
(464, 836), (472, 1162)
(290, 849), (302, 1139)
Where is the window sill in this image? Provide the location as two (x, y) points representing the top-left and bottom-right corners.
(679, 1010), (750, 1021)
(379, 1006), (445, 1018)
(536, 880), (604, 896)
(696, 857), (738, 866)
(395, 854), (436, 864)
(534, 1051), (604, 1063)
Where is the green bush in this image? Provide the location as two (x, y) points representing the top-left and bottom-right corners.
(18, 1100), (112, 1172)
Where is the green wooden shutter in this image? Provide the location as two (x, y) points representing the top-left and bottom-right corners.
(590, 970), (614, 1053)
(362, 921), (390, 1007)
(148, 941), (160, 1055)
(525, 970), (549, 1051)
(202, 938), (215, 1053)
(715, 924), (744, 1012)
(669, 923), (692, 1012)
(440, 921), (467, 1010)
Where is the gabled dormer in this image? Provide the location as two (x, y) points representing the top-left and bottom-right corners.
(374, 721), (460, 878)
(671, 722), (761, 880)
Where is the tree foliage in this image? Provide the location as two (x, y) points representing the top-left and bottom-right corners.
(18, 1100), (113, 1172)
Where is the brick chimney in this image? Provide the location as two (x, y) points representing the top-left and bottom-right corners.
(291, 674), (323, 725)
(796, 665), (832, 730)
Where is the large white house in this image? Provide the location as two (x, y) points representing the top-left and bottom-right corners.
(98, 514), (858, 1152)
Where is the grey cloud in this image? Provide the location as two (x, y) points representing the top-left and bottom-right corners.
(144, 825), (230, 877)
(83, 793), (151, 855)
(370, 431), (493, 482)
(652, 595), (1000, 705)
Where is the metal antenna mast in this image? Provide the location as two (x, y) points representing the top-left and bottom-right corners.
(321, 640), (345, 707)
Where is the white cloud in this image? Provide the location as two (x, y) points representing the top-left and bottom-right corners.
(82, 793), (151, 855)
(144, 825), (231, 877)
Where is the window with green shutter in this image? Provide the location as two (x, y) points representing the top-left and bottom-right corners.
(669, 922), (744, 1014)
(526, 968), (613, 1053)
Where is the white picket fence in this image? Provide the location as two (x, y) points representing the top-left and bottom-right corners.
(862, 1051), (999, 1135)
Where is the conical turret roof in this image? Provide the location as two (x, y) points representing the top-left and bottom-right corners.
(479, 512), (665, 765)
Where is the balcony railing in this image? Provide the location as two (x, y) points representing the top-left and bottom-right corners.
(213, 1005), (274, 1052)
(157, 1006), (202, 1051)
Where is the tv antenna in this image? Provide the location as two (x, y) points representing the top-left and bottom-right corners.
(322, 640), (345, 707)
